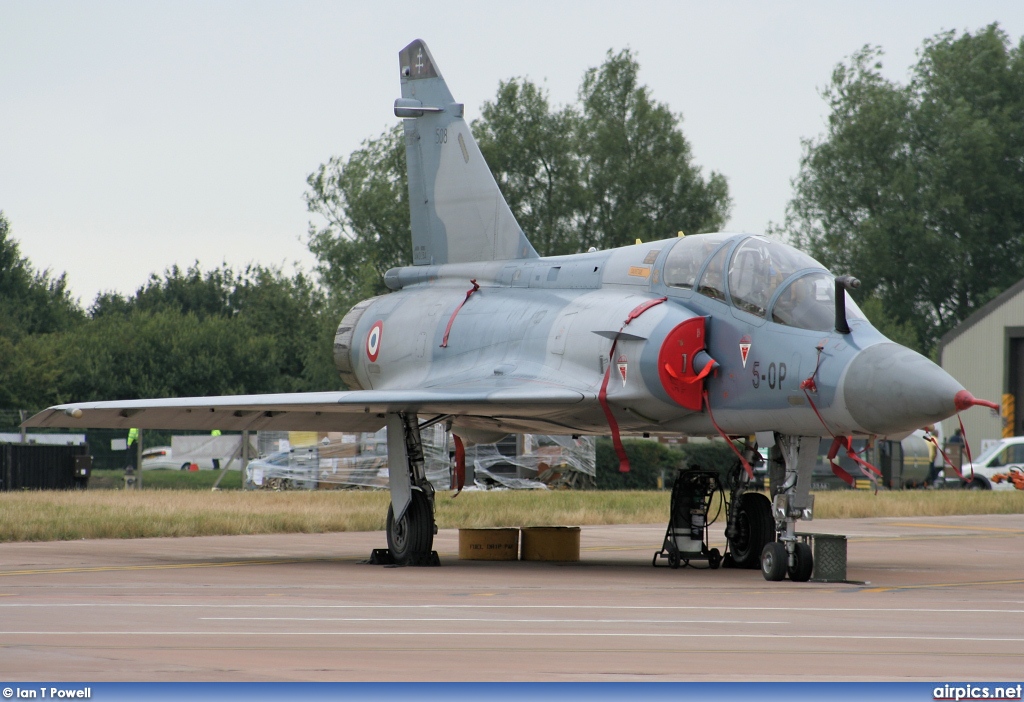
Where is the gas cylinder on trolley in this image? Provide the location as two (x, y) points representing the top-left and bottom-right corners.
(653, 467), (724, 570)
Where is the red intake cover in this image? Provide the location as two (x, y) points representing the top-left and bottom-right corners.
(657, 317), (708, 412)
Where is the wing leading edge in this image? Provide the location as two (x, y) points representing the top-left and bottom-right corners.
(22, 386), (591, 434)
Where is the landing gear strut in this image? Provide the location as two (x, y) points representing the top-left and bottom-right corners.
(372, 412), (439, 566)
(759, 434), (817, 582)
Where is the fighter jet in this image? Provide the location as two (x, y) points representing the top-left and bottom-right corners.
(24, 39), (996, 581)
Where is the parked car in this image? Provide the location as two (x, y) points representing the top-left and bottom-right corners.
(946, 436), (1024, 490)
(140, 446), (218, 471)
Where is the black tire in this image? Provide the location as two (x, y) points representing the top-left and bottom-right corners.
(180, 463), (190, 471)
(668, 548), (681, 569)
(708, 548), (722, 570)
(761, 541), (787, 581)
(966, 478), (989, 490)
(788, 541), (813, 582)
(729, 492), (775, 569)
(386, 490), (434, 564)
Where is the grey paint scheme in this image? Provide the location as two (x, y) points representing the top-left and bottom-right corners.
(25, 39), (970, 451)
(399, 39), (538, 266)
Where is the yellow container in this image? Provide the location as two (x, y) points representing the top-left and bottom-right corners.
(458, 528), (520, 561)
(520, 526), (581, 562)
(288, 431), (319, 448)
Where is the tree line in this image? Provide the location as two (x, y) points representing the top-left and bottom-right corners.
(2, 24), (1021, 412)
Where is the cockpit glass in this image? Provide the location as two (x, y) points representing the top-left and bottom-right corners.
(771, 272), (866, 331)
(696, 245), (729, 302)
(664, 233), (733, 289)
(727, 238), (825, 318)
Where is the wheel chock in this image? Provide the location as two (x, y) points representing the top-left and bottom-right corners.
(365, 549), (440, 567)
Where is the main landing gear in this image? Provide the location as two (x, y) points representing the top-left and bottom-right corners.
(724, 490), (774, 569)
(386, 489), (434, 563)
(370, 412), (439, 566)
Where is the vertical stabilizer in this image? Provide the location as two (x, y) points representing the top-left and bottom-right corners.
(396, 40), (539, 266)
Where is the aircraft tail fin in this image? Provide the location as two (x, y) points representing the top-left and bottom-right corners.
(396, 40), (538, 266)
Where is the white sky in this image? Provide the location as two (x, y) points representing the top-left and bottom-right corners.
(2, 1), (1022, 308)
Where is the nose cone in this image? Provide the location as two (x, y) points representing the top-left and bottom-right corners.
(843, 343), (964, 435)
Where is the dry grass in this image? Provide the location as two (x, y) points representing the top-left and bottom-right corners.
(812, 489), (1024, 519)
(0, 490), (391, 542)
(0, 488), (1020, 542)
(436, 489), (671, 528)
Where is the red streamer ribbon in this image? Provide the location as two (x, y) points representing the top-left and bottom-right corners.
(599, 297), (668, 473)
(440, 280), (480, 348)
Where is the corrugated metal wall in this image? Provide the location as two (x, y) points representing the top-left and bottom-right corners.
(0, 444), (89, 490)
(940, 286), (1024, 443)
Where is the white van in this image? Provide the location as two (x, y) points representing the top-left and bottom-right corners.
(950, 436), (1024, 490)
(140, 435), (256, 471)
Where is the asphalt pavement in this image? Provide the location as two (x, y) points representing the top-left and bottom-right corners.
(0, 514), (1022, 681)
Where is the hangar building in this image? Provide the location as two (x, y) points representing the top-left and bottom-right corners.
(938, 277), (1024, 443)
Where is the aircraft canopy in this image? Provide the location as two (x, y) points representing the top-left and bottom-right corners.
(664, 234), (864, 331)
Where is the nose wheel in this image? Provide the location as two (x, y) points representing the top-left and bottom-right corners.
(789, 541), (813, 582)
(761, 542), (787, 581)
(760, 539), (814, 582)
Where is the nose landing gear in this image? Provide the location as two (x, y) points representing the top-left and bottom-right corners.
(753, 434), (819, 582)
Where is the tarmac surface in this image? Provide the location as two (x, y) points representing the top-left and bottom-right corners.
(0, 514), (1023, 681)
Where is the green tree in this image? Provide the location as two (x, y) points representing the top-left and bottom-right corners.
(230, 266), (340, 392)
(473, 79), (585, 256)
(576, 49), (731, 250)
(0, 212), (84, 409)
(0, 211), (83, 340)
(784, 24), (1024, 354)
(85, 262), (340, 398)
(53, 310), (282, 401)
(304, 126), (411, 306)
(0, 333), (63, 409)
(91, 263), (236, 320)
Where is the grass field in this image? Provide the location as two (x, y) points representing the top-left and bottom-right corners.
(89, 469), (243, 490)
(0, 487), (1021, 542)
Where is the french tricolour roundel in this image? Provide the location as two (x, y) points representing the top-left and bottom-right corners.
(366, 321), (383, 362)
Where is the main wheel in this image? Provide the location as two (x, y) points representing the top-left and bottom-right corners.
(761, 541), (787, 581)
(729, 492), (775, 569)
(788, 541), (813, 582)
(966, 478), (989, 490)
(386, 490), (434, 564)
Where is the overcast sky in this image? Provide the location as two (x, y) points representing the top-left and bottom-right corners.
(2, 1), (1022, 307)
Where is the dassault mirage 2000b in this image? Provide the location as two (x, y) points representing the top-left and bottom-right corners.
(25, 39), (997, 581)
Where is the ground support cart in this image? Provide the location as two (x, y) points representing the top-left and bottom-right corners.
(653, 467), (724, 569)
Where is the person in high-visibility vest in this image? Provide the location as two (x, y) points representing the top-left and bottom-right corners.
(211, 429), (222, 469)
(126, 428), (140, 478)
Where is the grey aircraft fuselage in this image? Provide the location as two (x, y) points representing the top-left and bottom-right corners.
(337, 234), (966, 445)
